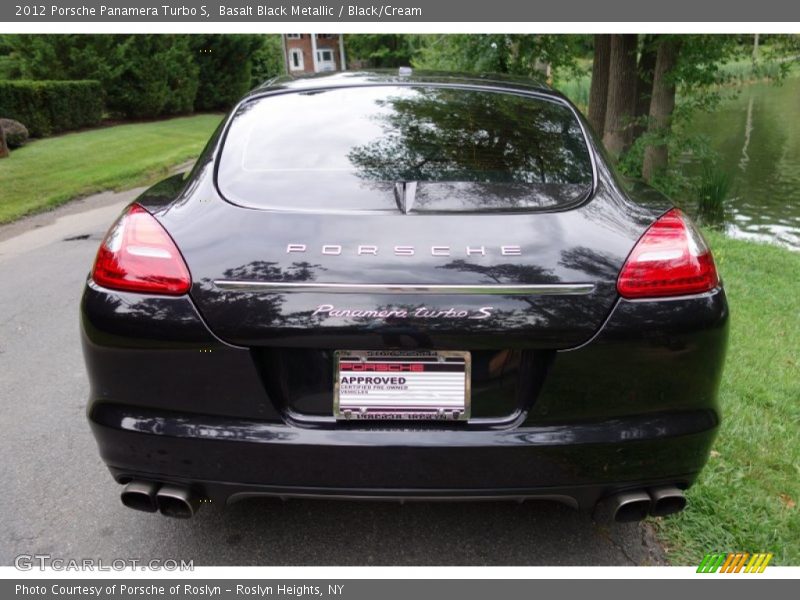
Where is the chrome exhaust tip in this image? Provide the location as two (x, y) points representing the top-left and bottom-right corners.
(120, 480), (160, 513)
(156, 484), (200, 519)
(649, 485), (687, 517)
(594, 490), (652, 523)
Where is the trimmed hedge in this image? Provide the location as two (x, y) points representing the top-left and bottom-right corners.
(0, 80), (104, 136)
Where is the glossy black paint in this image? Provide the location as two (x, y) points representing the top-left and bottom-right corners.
(82, 72), (728, 508)
(143, 107), (667, 349)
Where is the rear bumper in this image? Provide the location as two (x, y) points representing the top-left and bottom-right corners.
(90, 402), (718, 510)
(82, 282), (728, 510)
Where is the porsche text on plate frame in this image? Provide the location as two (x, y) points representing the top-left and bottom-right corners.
(333, 350), (472, 421)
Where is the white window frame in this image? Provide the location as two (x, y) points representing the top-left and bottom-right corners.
(289, 48), (304, 71)
(286, 34), (301, 39)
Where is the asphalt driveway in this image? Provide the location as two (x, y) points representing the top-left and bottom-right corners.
(0, 185), (666, 566)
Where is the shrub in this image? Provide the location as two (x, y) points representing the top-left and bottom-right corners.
(250, 35), (285, 88)
(0, 118), (29, 147)
(191, 35), (264, 111)
(0, 55), (18, 79)
(162, 42), (200, 116)
(108, 35), (198, 118)
(4, 34), (198, 119)
(696, 167), (732, 226)
(0, 80), (103, 136)
(345, 34), (419, 68)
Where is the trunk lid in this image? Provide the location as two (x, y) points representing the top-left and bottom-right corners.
(158, 83), (664, 351)
(165, 187), (643, 350)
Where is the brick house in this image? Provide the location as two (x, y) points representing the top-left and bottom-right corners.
(282, 34), (347, 75)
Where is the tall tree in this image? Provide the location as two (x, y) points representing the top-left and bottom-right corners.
(413, 34), (583, 80)
(642, 37), (682, 182)
(587, 34), (611, 137)
(602, 34), (639, 158)
(632, 34), (658, 142)
(0, 125), (8, 159)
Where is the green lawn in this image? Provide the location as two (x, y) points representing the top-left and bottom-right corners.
(656, 231), (800, 565)
(0, 114), (222, 223)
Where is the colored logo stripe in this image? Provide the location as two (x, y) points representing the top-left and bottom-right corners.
(745, 553), (773, 573)
(697, 553), (726, 573)
(697, 553), (773, 573)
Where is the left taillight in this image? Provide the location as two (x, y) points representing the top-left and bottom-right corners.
(617, 208), (719, 299)
(91, 204), (191, 296)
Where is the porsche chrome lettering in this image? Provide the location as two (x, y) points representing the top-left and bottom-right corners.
(286, 244), (522, 257)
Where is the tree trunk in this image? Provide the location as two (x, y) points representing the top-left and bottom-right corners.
(642, 37), (682, 183)
(587, 34), (611, 137)
(602, 34), (639, 158)
(0, 125), (9, 159)
(632, 34), (658, 143)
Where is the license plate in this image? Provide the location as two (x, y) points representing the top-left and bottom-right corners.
(334, 350), (471, 421)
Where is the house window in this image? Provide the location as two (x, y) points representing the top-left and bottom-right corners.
(286, 34), (301, 39)
(289, 49), (304, 71)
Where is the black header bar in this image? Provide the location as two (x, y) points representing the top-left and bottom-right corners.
(3, 0), (799, 23)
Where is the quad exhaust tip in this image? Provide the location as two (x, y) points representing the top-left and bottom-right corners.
(120, 480), (160, 513)
(649, 485), (687, 517)
(120, 481), (201, 518)
(155, 484), (201, 519)
(605, 490), (652, 523)
(594, 485), (686, 523)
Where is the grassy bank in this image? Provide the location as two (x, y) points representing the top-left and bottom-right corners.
(656, 231), (800, 565)
(0, 114), (222, 224)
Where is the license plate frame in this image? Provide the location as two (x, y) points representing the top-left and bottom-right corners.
(333, 350), (471, 421)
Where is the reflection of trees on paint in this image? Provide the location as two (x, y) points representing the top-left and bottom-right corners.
(194, 261), (329, 330)
(437, 259), (609, 334)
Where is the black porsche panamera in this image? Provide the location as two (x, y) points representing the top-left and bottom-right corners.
(82, 71), (728, 521)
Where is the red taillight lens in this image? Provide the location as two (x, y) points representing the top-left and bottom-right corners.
(92, 204), (191, 296)
(617, 208), (719, 299)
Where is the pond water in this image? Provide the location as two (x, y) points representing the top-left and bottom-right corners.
(687, 76), (800, 250)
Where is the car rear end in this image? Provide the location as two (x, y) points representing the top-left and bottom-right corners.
(82, 75), (728, 521)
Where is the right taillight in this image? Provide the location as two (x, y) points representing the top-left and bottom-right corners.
(617, 208), (719, 299)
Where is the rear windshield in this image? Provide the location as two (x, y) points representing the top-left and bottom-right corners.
(217, 86), (593, 212)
